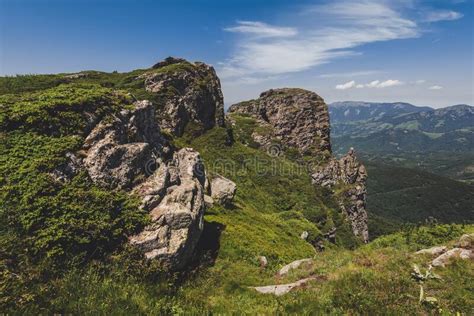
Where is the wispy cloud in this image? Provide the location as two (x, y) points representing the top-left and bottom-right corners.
(335, 79), (404, 89)
(219, 0), (464, 83)
(336, 80), (356, 90)
(320, 70), (381, 78)
(224, 21), (298, 38)
(423, 10), (463, 22)
(428, 85), (443, 90)
(220, 0), (420, 81)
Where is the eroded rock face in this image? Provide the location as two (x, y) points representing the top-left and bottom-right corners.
(82, 99), (208, 269)
(229, 89), (369, 242)
(228, 88), (331, 154)
(143, 57), (225, 136)
(83, 100), (166, 189)
(130, 148), (206, 269)
(312, 148), (369, 242)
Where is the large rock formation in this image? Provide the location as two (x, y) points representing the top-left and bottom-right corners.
(228, 88), (331, 154)
(229, 88), (369, 242)
(77, 57), (227, 269)
(312, 148), (369, 242)
(129, 148), (206, 268)
(82, 100), (168, 189)
(142, 57), (225, 136)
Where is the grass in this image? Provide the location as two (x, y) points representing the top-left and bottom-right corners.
(38, 223), (474, 314)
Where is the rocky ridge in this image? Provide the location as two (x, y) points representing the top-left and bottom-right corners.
(228, 88), (369, 242)
(55, 58), (226, 269)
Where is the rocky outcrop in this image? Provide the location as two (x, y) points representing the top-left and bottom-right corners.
(430, 233), (474, 267)
(229, 89), (369, 242)
(81, 93), (212, 269)
(228, 88), (331, 154)
(142, 57), (225, 136)
(415, 234), (474, 267)
(129, 148), (206, 269)
(456, 233), (473, 249)
(431, 248), (472, 267)
(70, 57), (231, 269)
(83, 100), (167, 189)
(210, 175), (237, 206)
(312, 148), (369, 243)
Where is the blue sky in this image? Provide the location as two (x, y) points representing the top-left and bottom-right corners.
(1, 0), (472, 108)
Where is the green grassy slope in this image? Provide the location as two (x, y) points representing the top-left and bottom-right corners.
(49, 224), (474, 314)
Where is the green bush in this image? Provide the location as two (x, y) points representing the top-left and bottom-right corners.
(0, 83), (132, 135)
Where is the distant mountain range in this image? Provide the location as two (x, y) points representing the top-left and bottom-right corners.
(329, 101), (474, 183)
(329, 101), (432, 122)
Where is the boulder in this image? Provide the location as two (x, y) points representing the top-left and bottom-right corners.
(210, 175), (237, 206)
(415, 246), (448, 256)
(457, 233), (474, 249)
(251, 277), (318, 296)
(129, 148), (206, 269)
(300, 231), (309, 240)
(431, 248), (473, 267)
(278, 258), (313, 276)
(258, 256), (268, 268)
(204, 195), (215, 207)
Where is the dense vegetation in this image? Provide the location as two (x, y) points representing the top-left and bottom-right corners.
(365, 162), (474, 237)
(0, 84), (148, 310)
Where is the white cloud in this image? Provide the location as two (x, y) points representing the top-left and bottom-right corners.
(423, 10), (463, 22)
(414, 79), (426, 84)
(224, 21), (297, 38)
(336, 80), (356, 90)
(335, 79), (404, 89)
(220, 0), (421, 81)
(428, 85), (443, 90)
(366, 80), (381, 88)
(377, 79), (403, 88)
